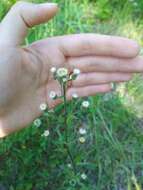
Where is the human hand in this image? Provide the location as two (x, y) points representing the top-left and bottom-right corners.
(0, 2), (141, 137)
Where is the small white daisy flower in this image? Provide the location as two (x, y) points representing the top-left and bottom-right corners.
(79, 128), (87, 135)
(82, 101), (90, 108)
(42, 130), (50, 137)
(79, 137), (86, 143)
(40, 103), (47, 111)
(50, 67), (56, 73)
(72, 93), (78, 99)
(73, 68), (81, 75)
(49, 91), (57, 99)
(67, 163), (72, 168)
(57, 68), (68, 77)
(34, 119), (42, 127)
(81, 173), (87, 180)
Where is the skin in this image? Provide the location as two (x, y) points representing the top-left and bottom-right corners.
(0, 1), (142, 137)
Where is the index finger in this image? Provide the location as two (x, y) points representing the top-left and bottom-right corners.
(58, 34), (140, 58)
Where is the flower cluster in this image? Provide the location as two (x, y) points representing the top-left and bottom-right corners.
(50, 67), (81, 84)
(33, 66), (90, 183)
(78, 127), (87, 144)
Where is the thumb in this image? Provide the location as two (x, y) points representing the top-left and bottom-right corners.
(0, 1), (58, 46)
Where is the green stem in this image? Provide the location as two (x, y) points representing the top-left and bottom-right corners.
(62, 82), (77, 174)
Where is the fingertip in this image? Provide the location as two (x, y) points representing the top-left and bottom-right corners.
(128, 39), (140, 58)
(39, 2), (59, 11)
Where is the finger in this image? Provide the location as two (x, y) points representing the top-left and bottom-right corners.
(58, 34), (139, 58)
(68, 55), (143, 73)
(46, 83), (111, 108)
(0, 2), (58, 46)
(67, 84), (112, 100)
(72, 72), (132, 87)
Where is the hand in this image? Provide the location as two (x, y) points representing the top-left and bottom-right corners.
(0, 2), (141, 137)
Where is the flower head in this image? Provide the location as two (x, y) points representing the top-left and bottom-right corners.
(42, 130), (50, 137)
(40, 103), (47, 111)
(79, 137), (86, 143)
(50, 67), (56, 73)
(82, 101), (90, 108)
(67, 163), (72, 168)
(73, 68), (80, 75)
(79, 128), (87, 135)
(34, 119), (42, 127)
(57, 68), (68, 78)
(72, 93), (78, 99)
(81, 173), (87, 180)
(49, 91), (57, 99)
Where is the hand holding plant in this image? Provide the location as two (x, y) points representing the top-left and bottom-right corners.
(0, 1), (142, 138)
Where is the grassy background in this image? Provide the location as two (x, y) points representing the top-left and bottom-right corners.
(0, 0), (143, 189)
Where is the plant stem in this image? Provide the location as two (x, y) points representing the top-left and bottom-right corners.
(62, 82), (77, 174)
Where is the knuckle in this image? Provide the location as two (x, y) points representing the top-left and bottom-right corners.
(12, 1), (24, 9)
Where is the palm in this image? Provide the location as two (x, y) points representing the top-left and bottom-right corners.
(0, 2), (140, 137)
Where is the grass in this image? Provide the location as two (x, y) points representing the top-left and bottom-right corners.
(0, 0), (143, 189)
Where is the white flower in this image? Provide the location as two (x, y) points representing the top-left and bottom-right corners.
(79, 137), (86, 143)
(40, 103), (47, 111)
(72, 93), (78, 99)
(50, 67), (56, 73)
(81, 173), (87, 180)
(49, 91), (57, 99)
(82, 101), (90, 108)
(34, 119), (42, 127)
(57, 68), (68, 77)
(42, 130), (50, 137)
(79, 128), (87, 135)
(73, 68), (80, 75)
(67, 163), (72, 168)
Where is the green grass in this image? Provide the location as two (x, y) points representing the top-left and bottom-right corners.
(0, 0), (143, 189)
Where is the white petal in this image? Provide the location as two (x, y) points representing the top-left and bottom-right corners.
(73, 68), (81, 75)
(72, 93), (78, 99)
(34, 119), (41, 127)
(50, 67), (56, 73)
(49, 91), (57, 99)
(82, 101), (90, 108)
(42, 130), (50, 137)
(81, 173), (87, 180)
(40, 103), (47, 111)
(79, 128), (87, 135)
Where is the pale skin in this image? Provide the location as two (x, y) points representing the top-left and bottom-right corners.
(0, 1), (143, 137)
